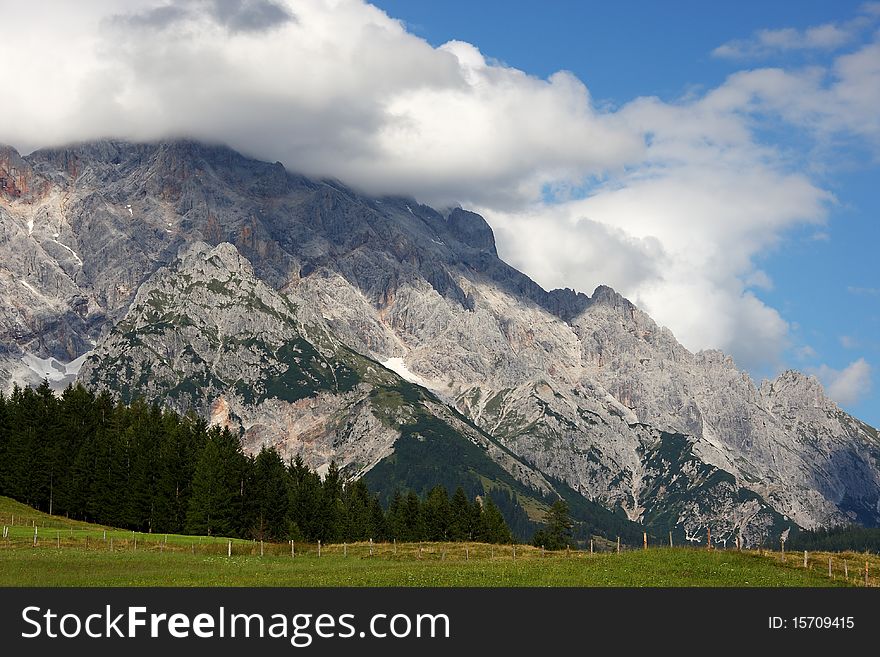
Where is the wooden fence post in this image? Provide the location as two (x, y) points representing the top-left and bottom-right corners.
(260, 540), (264, 557)
(227, 540), (231, 557)
(669, 531), (673, 548)
(616, 536), (620, 554)
(33, 526), (37, 547)
(344, 542), (347, 558)
(643, 532), (647, 550)
(590, 538), (593, 555)
(828, 556), (832, 578)
(318, 540), (321, 557)
(466, 547), (469, 561)
(541, 545), (545, 558)
(866, 562), (869, 587)
(707, 527), (711, 551)
(804, 550), (808, 568)
(291, 540), (295, 558)
(393, 538), (396, 555)
(844, 560), (848, 580)
(370, 538), (373, 557)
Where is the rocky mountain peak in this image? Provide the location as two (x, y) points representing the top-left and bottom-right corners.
(589, 284), (633, 311)
(446, 207), (497, 255)
(0, 145), (38, 200)
(177, 241), (258, 280)
(760, 369), (829, 410)
(695, 348), (738, 370)
(545, 287), (591, 322)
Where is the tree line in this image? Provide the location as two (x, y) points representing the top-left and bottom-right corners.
(785, 525), (880, 553)
(0, 382), (513, 544)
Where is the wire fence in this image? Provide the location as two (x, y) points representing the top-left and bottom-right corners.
(1, 523), (877, 586)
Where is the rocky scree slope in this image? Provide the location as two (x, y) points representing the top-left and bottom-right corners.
(80, 240), (641, 541)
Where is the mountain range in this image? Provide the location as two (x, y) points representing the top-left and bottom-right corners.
(2, 139), (878, 545)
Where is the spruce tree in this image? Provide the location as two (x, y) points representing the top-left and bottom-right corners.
(185, 427), (245, 536)
(251, 446), (290, 540)
(0, 391), (9, 496)
(385, 490), (406, 542)
(423, 485), (451, 541)
(343, 478), (372, 541)
(320, 460), (344, 542)
(289, 456), (322, 541)
(402, 490), (425, 541)
(478, 496), (513, 544)
(449, 487), (472, 540)
(369, 495), (387, 541)
(532, 499), (574, 550)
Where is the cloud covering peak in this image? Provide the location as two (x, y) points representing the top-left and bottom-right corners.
(1, 0), (877, 386)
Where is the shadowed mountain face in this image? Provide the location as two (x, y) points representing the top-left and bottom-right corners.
(1, 139), (878, 544)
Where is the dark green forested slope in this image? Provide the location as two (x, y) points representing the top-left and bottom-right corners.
(0, 382), (513, 544)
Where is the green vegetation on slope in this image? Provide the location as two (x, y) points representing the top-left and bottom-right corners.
(364, 382), (646, 545)
(786, 525), (880, 552)
(0, 383), (514, 544)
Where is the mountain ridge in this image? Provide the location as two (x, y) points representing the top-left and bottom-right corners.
(1, 138), (878, 543)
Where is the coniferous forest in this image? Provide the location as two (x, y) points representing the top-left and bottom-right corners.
(0, 382), (514, 544)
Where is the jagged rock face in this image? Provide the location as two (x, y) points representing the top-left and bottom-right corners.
(77, 241), (556, 501)
(1, 139), (878, 542)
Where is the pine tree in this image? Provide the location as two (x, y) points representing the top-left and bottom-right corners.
(369, 495), (387, 541)
(251, 446), (290, 540)
(319, 460), (344, 542)
(478, 496), (513, 544)
(185, 427), (245, 536)
(342, 478), (373, 541)
(532, 499), (574, 550)
(54, 384), (98, 517)
(123, 400), (159, 531)
(449, 487), (472, 541)
(423, 485), (451, 541)
(0, 391), (9, 496)
(385, 490), (406, 541)
(402, 490), (425, 541)
(288, 455), (322, 541)
(87, 405), (130, 527)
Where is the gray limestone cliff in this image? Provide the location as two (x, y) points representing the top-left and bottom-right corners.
(1, 139), (877, 543)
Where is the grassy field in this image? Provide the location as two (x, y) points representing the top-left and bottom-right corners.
(0, 496), (874, 587)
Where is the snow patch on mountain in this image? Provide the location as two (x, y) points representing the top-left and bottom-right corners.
(19, 352), (92, 389)
(382, 357), (430, 388)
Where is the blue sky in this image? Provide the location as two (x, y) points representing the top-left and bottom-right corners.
(1, 0), (876, 426)
(371, 0), (880, 426)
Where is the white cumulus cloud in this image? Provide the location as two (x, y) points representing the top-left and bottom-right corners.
(0, 0), (876, 378)
(813, 359), (873, 406)
(712, 5), (879, 59)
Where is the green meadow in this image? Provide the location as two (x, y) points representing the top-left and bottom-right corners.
(2, 496), (870, 587)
